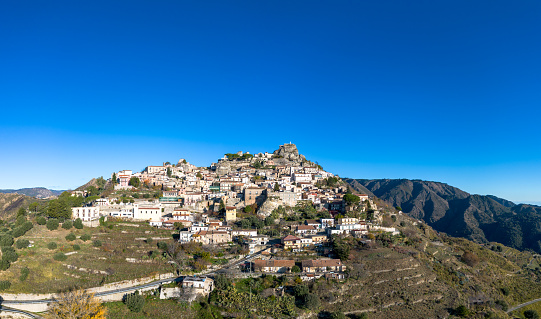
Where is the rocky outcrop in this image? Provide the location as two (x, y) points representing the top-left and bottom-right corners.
(272, 143), (306, 164)
(257, 198), (281, 218)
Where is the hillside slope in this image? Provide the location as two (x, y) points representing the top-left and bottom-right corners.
(345, 178), (541, 253)
(0, 187), (63, 199)
(0, 193), (44, 219)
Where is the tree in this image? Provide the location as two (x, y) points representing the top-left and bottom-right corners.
(274, 183), (280, 191)
(293, 284), (308, 297)
(80, 234), (91, 241)
(124, 290), (145, 312)
(303, 293), (320, 310)
(112, 173), (117, 185)
(37, 216), (47, 225)
(525, 310), (540, 319)
(16, 239), (30, 249)
(47, 200), (71, 219)
(29, 202), (39, 213)
(0, 281), (11, 290)
(0, 235), (13, 247)
(48, 242), (58, 250)
(167, 167), (172, 178)
(62, 220), (73, 230)
(129, 177), (141, 188)
(48, 290), (106, 319)
(86, 186), (99, 197)
(344, 194), (360, 206)
(95, 176), (106, 190)
(47, 219), (59, 231)
(65, 233), (76, 241)
(17, 207), (27, 218)
(74, 218), (84, 229)
(291, 265), (301, 273)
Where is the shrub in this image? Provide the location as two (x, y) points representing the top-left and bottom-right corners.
(80, 234), (91, 241)
(36, 216), (47, 225)
(21, 221), (33, 232)
(455, 305), (470, 317)
(16, 239), (30, 249)
(124, 290), (145, 312)
(48, 242), (57, 250)
(293, 284), (309, 297)
(330, 312), (346, 319)
(72, 244), (81, 251)
(93, 240), (102, 247)
(73, 218), (83, 229)
(291, 265), (301, 273)
(62, 220), (73, 230)
(47, 219), (59, 231)
(53, 252), (67, 261)
(303, 293), (320, 310)
(501, 287), (510, 296)
(461, 251), (479, 267)
(65, 233), (76, 241)
(146, 238), (153, 245)
(0, 235), (14, 247)
(495, 299), (508, 311)
(11, 227), (25, 238)
(2, 251), (19, 263)
(19, 267), (29, 282)
(0, 260), (10, 271)
(0, 280), (11, 290)
(157, 241), (167, 250)
(525, 310), (540, 319)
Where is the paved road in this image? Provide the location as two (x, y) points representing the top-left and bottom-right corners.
(0, 305), (42, 318)
(1, 247), (266, 306)
(507, 297), (541, 313)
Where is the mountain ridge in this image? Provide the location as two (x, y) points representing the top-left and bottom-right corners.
(345, 178), (541, 253)
(0, 187), (64, 199)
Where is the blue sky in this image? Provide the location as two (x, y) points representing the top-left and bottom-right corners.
(1, 1), (541, 203)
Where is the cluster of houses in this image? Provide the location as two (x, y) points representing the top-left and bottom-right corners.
(68, 144), (398, 253)
(69, 144), (372, 225)
(251, 258), (346, 280)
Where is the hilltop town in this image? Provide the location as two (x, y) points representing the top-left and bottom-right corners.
(69, 143), (398, 273)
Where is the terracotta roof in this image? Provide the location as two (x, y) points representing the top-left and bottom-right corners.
(283, 235), (301, 241)
(295, 225), (316, 231)
(301, 259), (342, 268)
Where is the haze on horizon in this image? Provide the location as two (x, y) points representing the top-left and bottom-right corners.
(1, 1), (540, 204)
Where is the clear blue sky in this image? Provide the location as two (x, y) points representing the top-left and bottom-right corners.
(1, 1), (541, 203)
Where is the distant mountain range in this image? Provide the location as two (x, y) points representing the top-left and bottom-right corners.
(345, 178), (541, 253)
(0, 187), (64, 199)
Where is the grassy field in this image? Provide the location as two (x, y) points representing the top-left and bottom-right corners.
(0, 220), (179, 294)
(105, 298), (196, 319)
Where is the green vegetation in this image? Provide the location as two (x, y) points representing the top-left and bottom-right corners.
(74, 218), (84, 229)
(62, 220), (73, 229)
(65, 233), (76, 241)
(47, 218), (59, 230)
(16, 238), (30, 249)
(129, 177), (141, 188)
(80, 234), (91, 241)
(53, 252), (67, 261)
(124, 290), (145, 312)
(19, 267), (29, 282)
(0, 281), (11, 290)
(36, 216), (46, 225)
(48, 242), (58, 250)
(93, 240), (102, 247)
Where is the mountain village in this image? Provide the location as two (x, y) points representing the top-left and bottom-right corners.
(69, 144), (399, 282)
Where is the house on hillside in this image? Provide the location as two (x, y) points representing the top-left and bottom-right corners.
(252, 259), (295, 273)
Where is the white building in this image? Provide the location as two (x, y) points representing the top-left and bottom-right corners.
(71, 207), (100, 221)
(133, 204), (163, 221)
